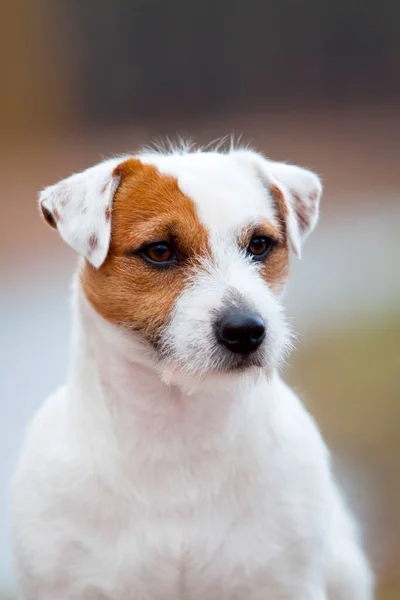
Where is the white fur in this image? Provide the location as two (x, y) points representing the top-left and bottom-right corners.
(39, 157), (122, 268)
(12, 147), (373, 599)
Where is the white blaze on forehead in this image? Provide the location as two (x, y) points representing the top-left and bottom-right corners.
(139, 152), (278, 237)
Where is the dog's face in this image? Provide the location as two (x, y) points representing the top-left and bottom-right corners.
(39, 147), (321, 380)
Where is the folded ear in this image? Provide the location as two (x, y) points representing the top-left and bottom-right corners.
(233, 150), (322, 258)
(38, 157), (126, 268)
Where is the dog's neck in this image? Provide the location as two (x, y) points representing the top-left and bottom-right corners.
(67, 277), (277, 464)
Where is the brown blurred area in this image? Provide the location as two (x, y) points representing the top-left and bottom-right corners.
(1, 1), (399, 597)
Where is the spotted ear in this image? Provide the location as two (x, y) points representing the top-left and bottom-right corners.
(38, 157), (126, 268)
(234, 150), (322, 258)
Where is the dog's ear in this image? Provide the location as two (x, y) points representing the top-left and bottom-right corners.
(233, 150), (322, 258)
(38, 157), (126, 268)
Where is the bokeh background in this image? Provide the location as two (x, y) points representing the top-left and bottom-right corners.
(1, 1), (399, 598)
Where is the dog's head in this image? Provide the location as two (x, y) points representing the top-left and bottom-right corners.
(39, 146), (321, 383)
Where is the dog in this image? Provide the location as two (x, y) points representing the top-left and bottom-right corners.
(12, 143), (373, 599)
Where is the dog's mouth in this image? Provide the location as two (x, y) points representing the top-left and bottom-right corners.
(159, 349), (267, 394)
(158, 340), (267, 380)
(212, 348), (266, 373)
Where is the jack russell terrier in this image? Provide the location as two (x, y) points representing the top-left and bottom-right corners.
(12, 144), (373, 599)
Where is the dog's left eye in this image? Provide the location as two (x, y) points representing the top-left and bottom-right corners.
(247, 235), (276, 261)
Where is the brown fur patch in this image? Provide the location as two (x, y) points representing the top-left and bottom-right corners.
(258, 185), (291, 289)
(269, 184), (289, 219)
(105, 206), (111, 222)
(88, 233), (99, 252)
(292, 191), (310, 234)
(81, 159), (210, 343)
(262, 239), (289, 290)
(237, 219), (282, 250)
(237, 216), (289, 291)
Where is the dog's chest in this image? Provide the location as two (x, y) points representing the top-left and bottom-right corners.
(69, 443), (326, 600)
(114, 507), (316, 599)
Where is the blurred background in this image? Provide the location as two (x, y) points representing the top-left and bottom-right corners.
(1, 1), (399, 598)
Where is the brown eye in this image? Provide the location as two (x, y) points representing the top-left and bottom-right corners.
(247, 235), (275, 261)
(142, 242), (175, 265)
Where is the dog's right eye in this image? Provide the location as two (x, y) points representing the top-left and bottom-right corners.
(141, 242), (176, 267)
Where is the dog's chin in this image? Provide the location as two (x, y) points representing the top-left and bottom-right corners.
(158, 350), (269, 396)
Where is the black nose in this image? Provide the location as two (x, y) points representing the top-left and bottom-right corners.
(216, 309), (265, 355)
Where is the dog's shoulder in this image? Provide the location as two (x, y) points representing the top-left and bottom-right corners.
(266, 376), (330, 468)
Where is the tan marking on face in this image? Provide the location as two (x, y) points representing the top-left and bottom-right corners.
(81, 159), (210, 343)
(237, 219), (282, 251)
(252, 184), (290, 290)
(262, 238), (289, 290)
(237, 216), (288, 291)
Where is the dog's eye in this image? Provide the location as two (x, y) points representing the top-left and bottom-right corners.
(142, 242), (175, 265)
(247, 235), (276, 261)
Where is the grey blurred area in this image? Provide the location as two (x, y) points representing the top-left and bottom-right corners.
(1, 1), (399, 598)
